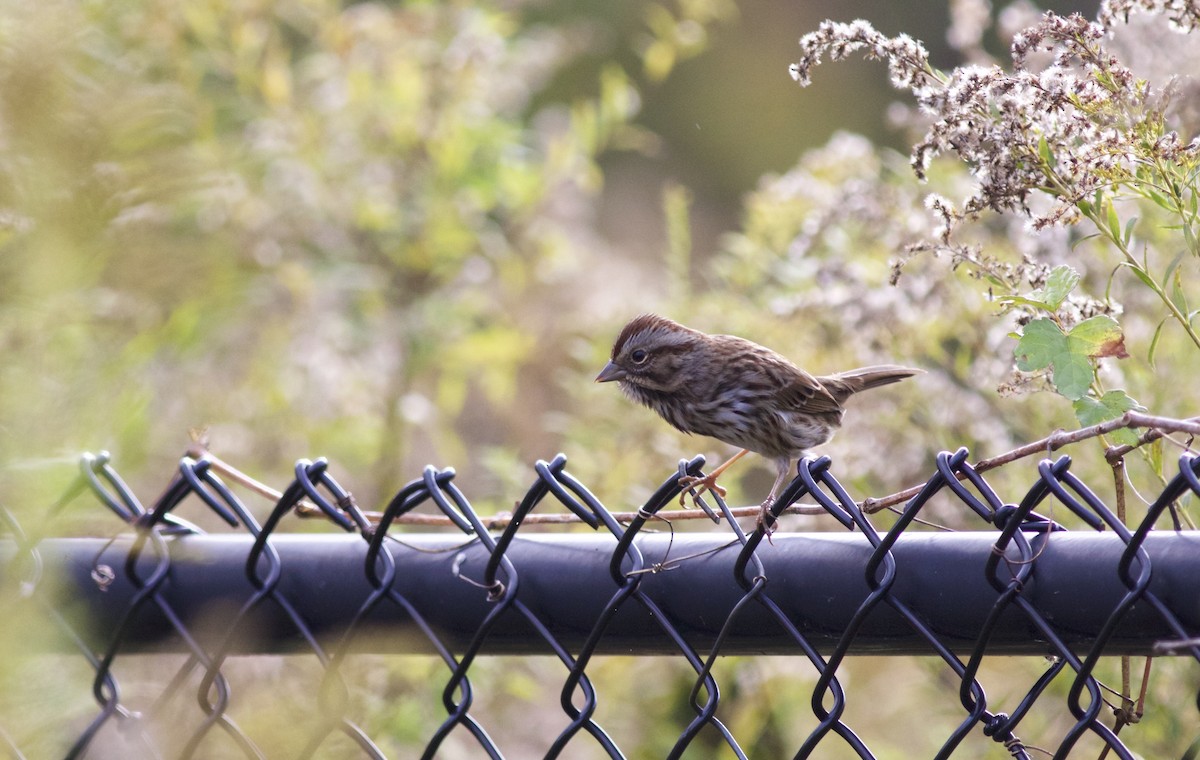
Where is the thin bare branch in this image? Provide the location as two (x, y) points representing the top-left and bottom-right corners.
(186, 443), (826, 529)
(188, 412), (1200, 528)
(860, 413), (1200, 514)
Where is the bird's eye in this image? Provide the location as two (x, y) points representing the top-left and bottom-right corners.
(630, 349), (648, 364)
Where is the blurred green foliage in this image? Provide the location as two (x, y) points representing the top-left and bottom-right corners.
(0, 0), (685, 514)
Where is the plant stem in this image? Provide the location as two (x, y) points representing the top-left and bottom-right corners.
(1042, 157), (1200, 352)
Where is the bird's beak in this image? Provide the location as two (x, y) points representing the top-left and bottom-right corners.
(595, 361), (626, 383)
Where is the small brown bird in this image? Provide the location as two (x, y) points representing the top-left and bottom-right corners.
(596, 314), (920, 526)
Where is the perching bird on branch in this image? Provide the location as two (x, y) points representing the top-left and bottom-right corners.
(596, 314), (920, 528)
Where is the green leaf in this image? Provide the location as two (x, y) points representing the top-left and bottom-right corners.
(1053, 352), (1097, 400)
(1119, 260), (1157, 291)
(998, 295), (1059, 311)
(1106, 200), (1122, 242)
(1170, 267), (1189, 316)
(1033, 265), (1081, 310)
(1014, 318), (1066, 372)
(1123, 216), (1137, 247)
(1104, 263), (1120, 302)
(1074, 390), (1142, 446)
(1147, 317), (1168, 368)
(998, 265), (1079, 311)
(1037, 136), (1055, 168)
(1109, 428), (1141, 446)
(1014, 316), (1128, 402)
(1068, 314), (1126, 358)
(1162, 249), (1187, 288)
(1148, 437), (1164, 477)
(1073, 389), (1141, 426)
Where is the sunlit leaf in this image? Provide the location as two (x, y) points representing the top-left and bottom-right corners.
(1074, 391), (1142, 446)
(1069, 314), (1127, 359)
(1033, 265), (1080, 311)
(998, 266), (1079, 312)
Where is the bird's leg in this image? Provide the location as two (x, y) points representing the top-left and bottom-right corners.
(678, 448), (749, 506)
(757, 459), (795, 535)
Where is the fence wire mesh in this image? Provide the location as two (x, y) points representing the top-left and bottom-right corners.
(2, 447), (1200, 759)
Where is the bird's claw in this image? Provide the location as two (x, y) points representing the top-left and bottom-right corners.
(677, 473), (728, 507)
(756, 497), (778, 544)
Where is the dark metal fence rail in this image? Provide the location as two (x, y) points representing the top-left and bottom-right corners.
(2, 448), (1200, 759)
(10, 532), (1200, 658)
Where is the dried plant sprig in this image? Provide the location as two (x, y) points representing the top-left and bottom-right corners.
(792, 3), (1200, 450)
(794, 13), (1198, 234)
(1099, 0), (1200, 32)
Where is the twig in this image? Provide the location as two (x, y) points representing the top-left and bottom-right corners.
(187, 411), (1200, 528)
(185, 442), (327, 518)
(859, 413), (1200, 514)
(185, 443), (826, 530)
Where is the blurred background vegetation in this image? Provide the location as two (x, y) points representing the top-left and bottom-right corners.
(6, 0), (1200, 757)
(1, 0), (1116, 519)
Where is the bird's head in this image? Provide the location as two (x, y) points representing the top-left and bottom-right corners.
(595, 314), (703, 393)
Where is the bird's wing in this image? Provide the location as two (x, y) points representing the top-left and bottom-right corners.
(771, 359), (844, 414)
(722, 337), (843, 415)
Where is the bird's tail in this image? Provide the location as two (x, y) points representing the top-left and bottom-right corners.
(818, 365), (922, 402)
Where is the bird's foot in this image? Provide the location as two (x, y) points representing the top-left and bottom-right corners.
(677, 472), (728, 507)
(756, 497), (778, 543)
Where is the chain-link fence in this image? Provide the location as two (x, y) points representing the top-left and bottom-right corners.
(2, 447), (1199, 759)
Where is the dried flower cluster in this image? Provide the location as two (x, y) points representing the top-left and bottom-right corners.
(790, 0), (1200, 440)
(1099, 0), (1200, 32)
(791, 1), (1199, 241)
(788, 20), (934, 92)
